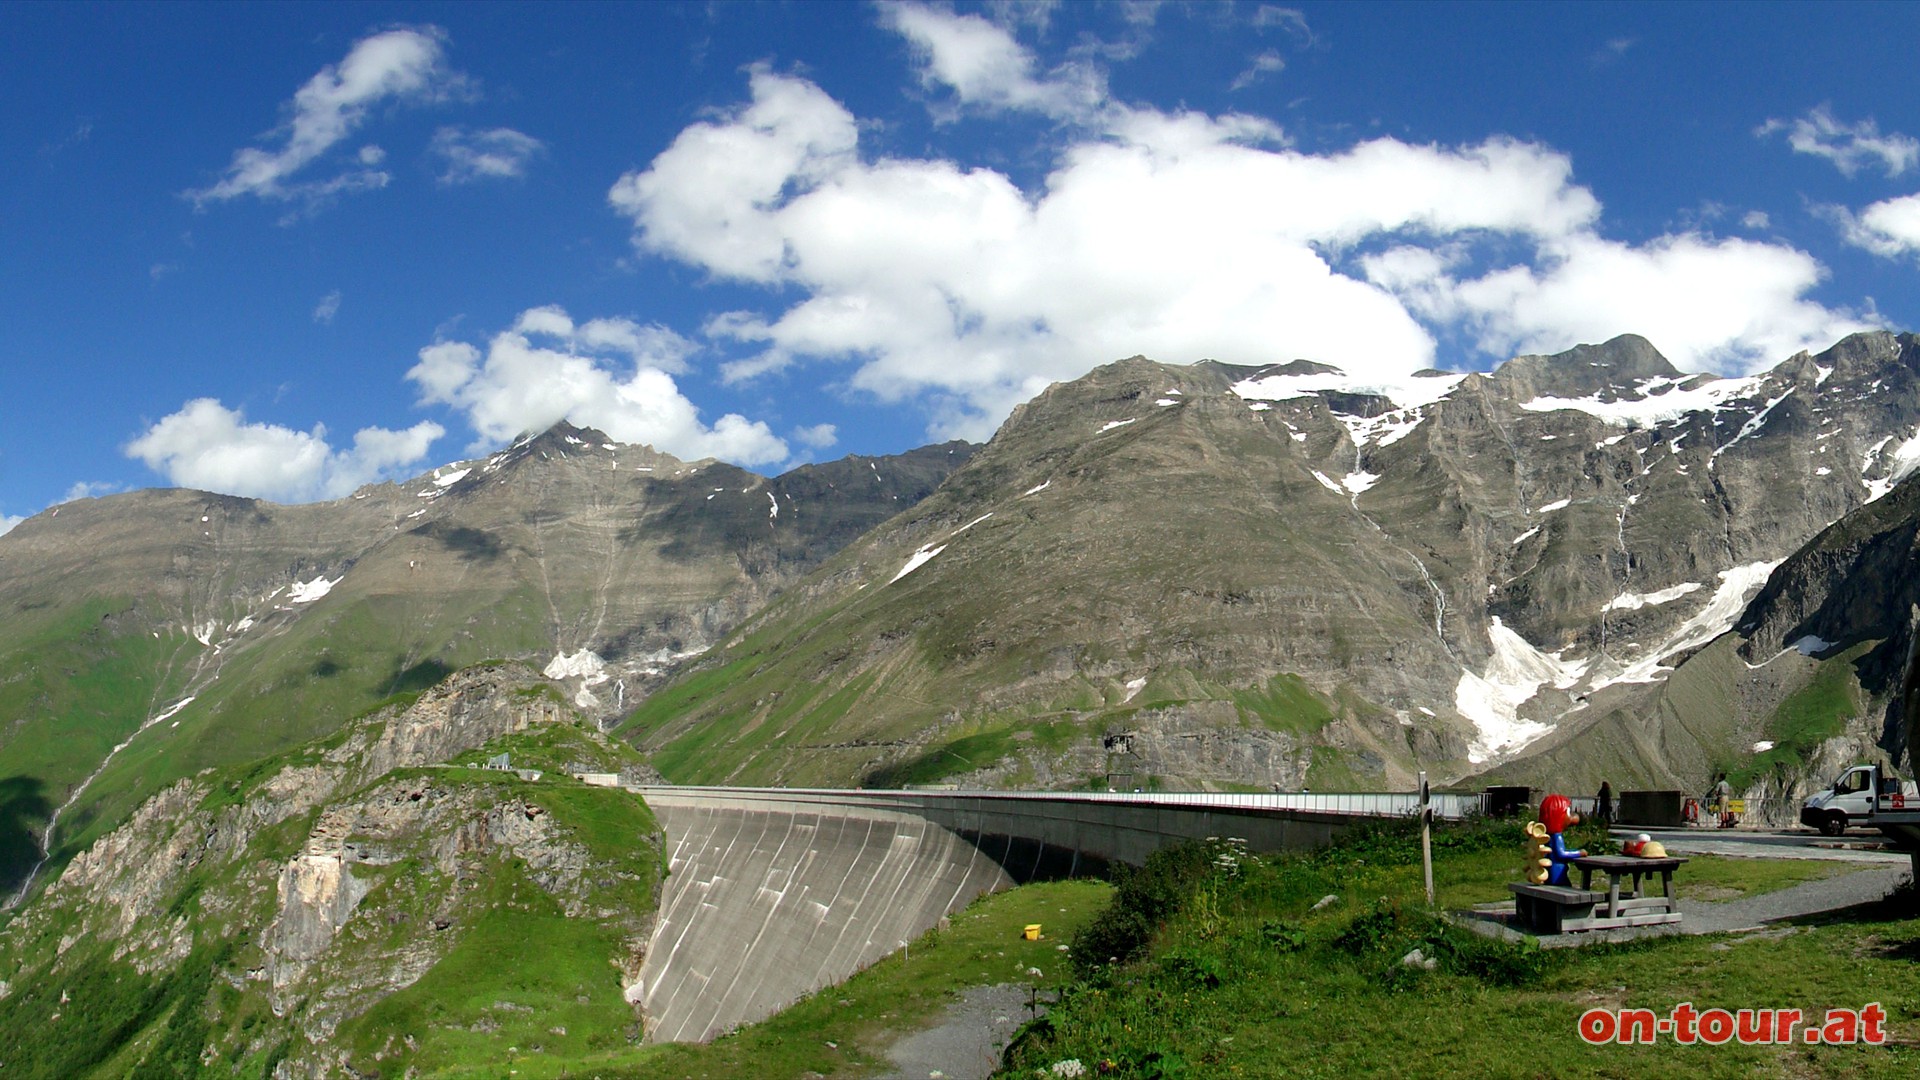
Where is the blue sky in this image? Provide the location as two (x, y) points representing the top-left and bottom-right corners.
(5, 1), (1920, 530)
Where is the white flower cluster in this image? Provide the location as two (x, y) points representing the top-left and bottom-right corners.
(1209, 835), (1250, 877)
(1048, 1059), (1088, 1078)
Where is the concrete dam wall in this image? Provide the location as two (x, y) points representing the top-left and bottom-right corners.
(632, 787), (1369, 1043)
(636, 794), (1016, 1044)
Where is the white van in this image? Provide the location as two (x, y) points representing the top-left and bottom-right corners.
(1800, 763), (1918, 836)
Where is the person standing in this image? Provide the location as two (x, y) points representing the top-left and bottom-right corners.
(1713, 773), (1734, 828)
(1596, 780), (1614, 826)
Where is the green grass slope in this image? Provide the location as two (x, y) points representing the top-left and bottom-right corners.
(1004, 823), (1918, 1079)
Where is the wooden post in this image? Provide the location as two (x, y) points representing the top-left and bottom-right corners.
(1420, 772), (1434, 907)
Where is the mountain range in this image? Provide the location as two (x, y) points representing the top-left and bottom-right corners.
(0, 427), (969, 898)
(624, 331), (1920, 798)
(5, 331), (1920, 906)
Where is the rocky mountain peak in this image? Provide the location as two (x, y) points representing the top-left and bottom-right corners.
(1800, 330), (1920, 388)
(1492, 334), (1681, 401)
(1258, 358), (1346, 378)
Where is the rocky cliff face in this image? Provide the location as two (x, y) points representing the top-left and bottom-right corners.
(0, 424), (969, 896)
(1476, 470), (1920, 803)
(623, 332), (1920, 792)
(0, 663), (666, 1078)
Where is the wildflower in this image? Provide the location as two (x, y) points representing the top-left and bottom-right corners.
(1050, 1060), (1088, 1078)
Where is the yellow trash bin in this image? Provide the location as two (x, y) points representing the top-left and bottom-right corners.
(1023, 924), (1042, 941)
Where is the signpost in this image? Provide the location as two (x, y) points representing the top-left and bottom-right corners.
(1419, 771), (1434, 907)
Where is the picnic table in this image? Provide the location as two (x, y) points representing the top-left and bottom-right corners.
(1508, 854), (1688, 934)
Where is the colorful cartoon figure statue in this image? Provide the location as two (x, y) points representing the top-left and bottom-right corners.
(1526, 793), (1585, 886)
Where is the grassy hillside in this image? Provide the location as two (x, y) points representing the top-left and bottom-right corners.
(1002, 824), (1917, 1079)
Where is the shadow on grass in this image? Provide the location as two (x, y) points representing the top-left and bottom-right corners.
(0, 774), (54, 896)
(385, 658), (455, 698)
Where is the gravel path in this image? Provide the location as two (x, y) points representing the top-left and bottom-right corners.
(1677, 864), (1911, 935)
(876, 984), (1038, 1080)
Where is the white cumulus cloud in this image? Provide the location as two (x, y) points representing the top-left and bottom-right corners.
(313, 289), (342, 324)
(407, 305), (788, 466)
(0, 513), (23, 537)
(1758, 105), (1920, 178)
(1833, 192), (1920, 259)
(125, 399), (443, 502)
(61, 481), (120, 503)
(607, 10), (1869, 441)
(430, 125), (544, 184)
(188, 26), (471, 206)
(880, 2), (1104, 120)
(1367, 233), (1876, 374)
(792, 423), (838, 450)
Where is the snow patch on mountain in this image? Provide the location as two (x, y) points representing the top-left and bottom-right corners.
(1457, 618), (1589, 763)
(1863, 429), (1920, 502)
(1336, 407), (1431, 449)
(153, 696), (196, 725)
(1711, 389), (1795, 466)
(1519, 374), (1769, 427)
(287, 576), (339, 604)
(544, 649), (610, 683)
(1589, 559), (1783, 691)
(1231, 366), (1466, 409)
(890, 543), (948, 584)
(1603, 582), (1704, 612)
(888, 513), (994, 585)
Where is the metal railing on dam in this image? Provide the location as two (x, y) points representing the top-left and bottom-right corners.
(698, 785), (1494, 819)
(628, 784), (1489, 1044)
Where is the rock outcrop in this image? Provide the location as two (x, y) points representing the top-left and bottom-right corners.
(0, 662), (666, 1078)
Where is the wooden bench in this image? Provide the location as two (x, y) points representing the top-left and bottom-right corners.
(1508, 884), (1607, 933)
(1509, 856), (1687, 933)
